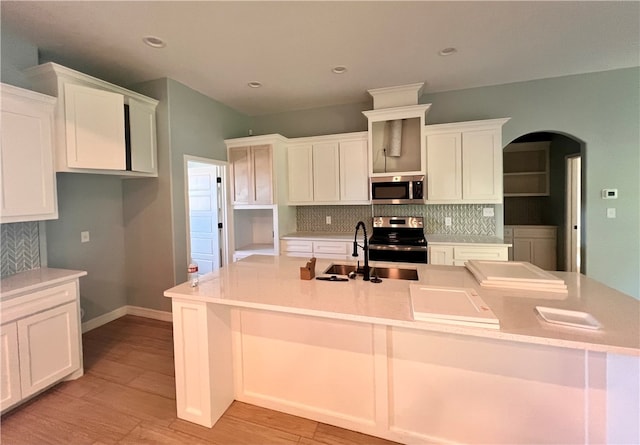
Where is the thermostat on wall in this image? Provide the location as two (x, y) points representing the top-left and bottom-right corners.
(601, 189), (618, 199)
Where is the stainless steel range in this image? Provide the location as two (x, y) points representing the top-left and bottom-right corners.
(368, 216), (428, 264)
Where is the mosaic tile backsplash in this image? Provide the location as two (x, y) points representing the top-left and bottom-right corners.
(296, 204), (496, 236)
(1, 222), (41, 278)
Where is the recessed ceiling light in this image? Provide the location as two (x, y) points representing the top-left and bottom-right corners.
(439, 47), (457, 56)
(248, 81), (262, 88)
(332, 66), (348, 74)
(142, 36), (166, 48)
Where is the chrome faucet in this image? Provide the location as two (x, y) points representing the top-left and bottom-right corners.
(352, 221), (370, 281)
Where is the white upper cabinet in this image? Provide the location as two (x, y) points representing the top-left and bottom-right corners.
(24, 62), (158, 177)
(0, 83), (58, 223)
(287, 132), (369, 205)
(426, 118), (510, 204)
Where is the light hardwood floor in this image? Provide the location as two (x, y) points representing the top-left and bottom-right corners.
(1, 315), (399, 445)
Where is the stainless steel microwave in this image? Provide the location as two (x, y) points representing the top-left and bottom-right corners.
(371, 175), (425, 204)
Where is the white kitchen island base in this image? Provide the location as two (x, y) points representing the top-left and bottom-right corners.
(165, 256), (640, 444)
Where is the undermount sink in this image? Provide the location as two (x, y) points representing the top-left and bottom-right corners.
(323, 264), (419, 281)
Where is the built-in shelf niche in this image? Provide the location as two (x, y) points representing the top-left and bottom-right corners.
(503, 142), (550, 196)
(233, 208), (275, 259)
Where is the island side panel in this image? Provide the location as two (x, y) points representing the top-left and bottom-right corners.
(387, 327), (605, 445)
(171, 299), (234, 427)
(606, 353), (640, 444)
(233, 309), (383, 433)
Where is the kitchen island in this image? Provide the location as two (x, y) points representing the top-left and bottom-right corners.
(164, 255), (639, 444)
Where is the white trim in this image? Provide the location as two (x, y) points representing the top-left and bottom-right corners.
(81, 305), (172, 333)
(126, 305), (173, 322)
(81, 306), (128, 333)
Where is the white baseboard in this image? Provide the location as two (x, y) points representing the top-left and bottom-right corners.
(82, 305), (172, 333)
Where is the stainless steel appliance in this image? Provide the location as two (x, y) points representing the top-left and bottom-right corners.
(368, 216), (428, 263)
(370, 175), (425, 204)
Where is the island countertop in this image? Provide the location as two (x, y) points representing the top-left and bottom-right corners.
(164, 255), (640, 356)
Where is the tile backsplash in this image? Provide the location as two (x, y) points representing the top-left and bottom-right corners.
(296, 204), (496, 236)
(1, 222), (41, 278)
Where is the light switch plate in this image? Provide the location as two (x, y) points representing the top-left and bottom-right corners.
(607, 208), (616, 218)
(81, 231), (90, 243)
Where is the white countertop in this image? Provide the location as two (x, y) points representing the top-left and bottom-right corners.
(0, 267), (87, 300)
(165, 256), (639, 356)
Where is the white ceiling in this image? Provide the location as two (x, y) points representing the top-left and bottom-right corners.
(2, 1), (639, 116)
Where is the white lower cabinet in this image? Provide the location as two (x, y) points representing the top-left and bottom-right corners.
(0, 279), (82, 413)
(429, 243), (508, 266)
(280, 238), (360, 261)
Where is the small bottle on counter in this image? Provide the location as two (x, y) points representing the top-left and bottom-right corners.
(188, 260), (199, 287)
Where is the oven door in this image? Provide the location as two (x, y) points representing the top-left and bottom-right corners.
(369, 244), (428, 264)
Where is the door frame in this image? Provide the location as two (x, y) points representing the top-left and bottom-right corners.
(183, 155), (232, 270)
(565, 154), (581, 272)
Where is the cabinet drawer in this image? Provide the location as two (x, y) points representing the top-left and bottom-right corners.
(513, 227), (556, 239)
(280, 240), (313, 253)
(312, 241), (349, 255)
(453, 246), (508, 261)
(1, 282), (77, 325)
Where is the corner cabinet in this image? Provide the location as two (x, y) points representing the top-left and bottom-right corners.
(287, 132), (369, 205)
(425, 118), (510, 204)
(0, 84), (58, 223)
(24, 62), (158, 177)
(0, 270), (86, 413)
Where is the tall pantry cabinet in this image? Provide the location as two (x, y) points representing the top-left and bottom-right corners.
(225, 135), (296, 261)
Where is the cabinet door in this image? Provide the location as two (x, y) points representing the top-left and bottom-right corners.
(287, 144), (314, 203)
(531, 238), (557, 271)
(230, 146), (251, 204)
(251, 145), (273, 204)
(462, 129), (502, 202)
(0, 323), (21, 412)
(426, 133), (462, 201)
(17, 301), (81, 398)
(128, 99), (157, 173)
(428, 246), (454, 265)
(340, 139), (369, 202)
(64, 83), (125, 170)
(0, 89), (57, 222)
(312, 142), (340, 202)
(513, 239), (533, 263)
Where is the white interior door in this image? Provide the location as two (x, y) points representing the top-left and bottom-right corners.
(565, 156), (581, 272)
(188, 164), (221, 274)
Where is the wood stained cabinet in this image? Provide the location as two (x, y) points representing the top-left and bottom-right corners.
(229, 144), (273, 205)
(425, 118), (510, 204)
(507, 226), (557, 270)
(0, 84), (58, 223)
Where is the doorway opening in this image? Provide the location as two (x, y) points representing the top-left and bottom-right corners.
(185, 156), (230, 276)
(503, 131), (584, 272)
(565, 155), (581, 272)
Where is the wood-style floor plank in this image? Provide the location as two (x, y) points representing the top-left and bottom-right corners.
(0, 315), (400, 445)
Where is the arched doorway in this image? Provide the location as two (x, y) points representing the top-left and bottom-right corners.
(503, 131), (585, 272)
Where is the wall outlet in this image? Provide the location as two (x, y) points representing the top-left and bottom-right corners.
(325, 216), (331, 224)
(445, 217), (452, 226)
(81, 231), (90, 243)
(483, 207), (495, 217)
